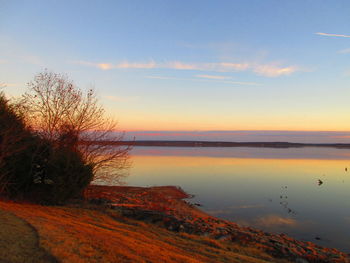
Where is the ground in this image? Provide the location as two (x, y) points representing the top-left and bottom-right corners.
(0, 200), (286, 263)
(0, 185), (348, 263)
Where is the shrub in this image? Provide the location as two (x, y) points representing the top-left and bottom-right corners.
(30, 145), (93, 205)
(0, 92), (34, 196)
(0, 92), (94, 204)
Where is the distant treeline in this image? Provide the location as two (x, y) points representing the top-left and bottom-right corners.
(91, 140), (350, 149)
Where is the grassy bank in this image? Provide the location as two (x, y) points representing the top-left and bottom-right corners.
(0, 199), (286, 263)
(1, 185), (349, 263)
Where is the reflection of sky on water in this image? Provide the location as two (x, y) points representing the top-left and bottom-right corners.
(124, 130), (350, 143)
(127, 146), (350, 252)
(131, 146), (350, 160)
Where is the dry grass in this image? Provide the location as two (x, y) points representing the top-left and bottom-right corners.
(0, 200), (290, 263)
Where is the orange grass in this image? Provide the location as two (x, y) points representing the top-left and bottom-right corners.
(0, 200), (290, 263)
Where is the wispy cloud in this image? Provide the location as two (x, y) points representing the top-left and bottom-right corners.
(116, 61), (156, 69)
(72, 60), (156, 70)
(253, 65), (298, 77)
(146, 75), (260, 86)
(146, 76), (176, 80)
(73, 60), (300, 77)
(315, 32), (350, 38)
(97, 63), (114, 70)
(166, 62), (249, 72)
(338, 48), (350, 54)
(72, 60), (249, 72)
(217, 62), (250, 71)
(167, 61), (199, 70)
(104, 95), (139, 103)
(196, 74), (232, 80)
(221, 80), (260, 86)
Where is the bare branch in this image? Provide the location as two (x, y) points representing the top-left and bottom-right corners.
(19, 71), (131, 184)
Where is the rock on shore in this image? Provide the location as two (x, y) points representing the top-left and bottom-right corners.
(85, 185), (350, 263)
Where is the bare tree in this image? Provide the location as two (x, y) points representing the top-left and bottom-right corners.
(20, 71), (131, 184)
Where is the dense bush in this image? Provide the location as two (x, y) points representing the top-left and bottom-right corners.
(0, 92), (94, 204)
(32, 131), (94, 204)
(0, 92), (33, 196)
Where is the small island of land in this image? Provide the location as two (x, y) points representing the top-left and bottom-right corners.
(108, 140), (350, 149)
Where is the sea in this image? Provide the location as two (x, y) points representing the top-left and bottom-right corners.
(122, 131), (350, 252)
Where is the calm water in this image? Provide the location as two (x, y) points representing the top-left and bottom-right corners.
(126, 146), (350, 253)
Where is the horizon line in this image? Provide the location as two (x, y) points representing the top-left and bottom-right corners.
(121, 129), (350, 133)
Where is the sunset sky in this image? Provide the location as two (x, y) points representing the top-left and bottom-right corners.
(1, 1), (350, 131)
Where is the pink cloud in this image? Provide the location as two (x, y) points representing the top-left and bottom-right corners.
(116, 61), (156, 69)
(253, 65), (298, 77)
(72, 59), (301, 77)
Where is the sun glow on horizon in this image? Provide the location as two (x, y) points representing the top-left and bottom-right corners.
(2, 1), (350, 134)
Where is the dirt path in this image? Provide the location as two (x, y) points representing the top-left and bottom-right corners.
(0, 209), (57, 263)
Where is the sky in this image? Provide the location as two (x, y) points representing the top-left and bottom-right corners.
(1, 0), (350, 132)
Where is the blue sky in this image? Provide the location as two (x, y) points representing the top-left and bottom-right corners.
(1, 0), (350, 131)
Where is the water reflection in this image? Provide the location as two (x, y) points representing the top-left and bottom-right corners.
(131, 146), (350, 160)
(127, 146), (350, 252)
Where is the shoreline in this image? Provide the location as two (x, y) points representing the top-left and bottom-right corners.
(0, 194), (290, 263)
(85, 185), (350, 262)
(1, 184), (349, 262)
(96, 140), (350, 149)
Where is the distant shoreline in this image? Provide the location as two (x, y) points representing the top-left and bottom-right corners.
(103, 140), (350, 149)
